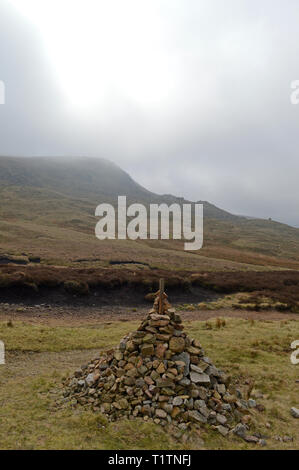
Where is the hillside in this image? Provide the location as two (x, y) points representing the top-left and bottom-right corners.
(1, 156), (299, 270)
(0, 156), (237, 219)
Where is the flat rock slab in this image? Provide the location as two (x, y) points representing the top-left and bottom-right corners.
(190, 372), (210, 385)
(190, 364), (204, 374)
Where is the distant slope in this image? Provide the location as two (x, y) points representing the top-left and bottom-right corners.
(1, 156), (299, 270)
(0, 156), (152, 200)
(0, 156), (239, 220)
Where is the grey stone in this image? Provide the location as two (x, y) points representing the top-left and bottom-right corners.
(216, 413), (227, 425)
(85, 373), (95, 386)
(163, 404), (173, 414)
(205, 365), (221, 377)
(172, 352), (190, 376)
(216, 384), (226, 395)
(188, 410), (207, 424)
(178, 423), (188, 430)
(233, 423), (247, 439)
(190, 372), (210, 385)
(198, 388), (207, 400)
(290, 407), (299, 418)
(248, 399), (257, 408)
(173, 396), (183, 406)
(194, 400), (206, 410)
(199, 406), (209, 418)
(136, 378), (145, 388)
(190, 364), (204, 374)
(259, 439), (267, 447)
(216, 425), (229, 436)
(178, 378), (191, 386)
(222, 404), (232, 412)
(156, 409), (167, 419)
(173, 329), (183, 336)
(119, 340), (127, 352)
(202, 356), (212, 364)
(186, 398), (194, 410)
(244, 435), (259, 444)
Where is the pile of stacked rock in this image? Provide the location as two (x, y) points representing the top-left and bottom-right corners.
(63, 284), (262, 441)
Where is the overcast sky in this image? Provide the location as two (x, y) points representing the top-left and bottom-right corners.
(1, 0), (299, 225)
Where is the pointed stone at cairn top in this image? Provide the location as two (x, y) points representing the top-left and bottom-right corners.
(151, 278), (173, 316)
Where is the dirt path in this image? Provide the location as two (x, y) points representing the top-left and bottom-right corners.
(0, 302), (298, 326)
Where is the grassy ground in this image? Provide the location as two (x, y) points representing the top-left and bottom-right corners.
(1, 217), (276, 272)
(0, 316), (298, 450)
(177, 293), (290, 312)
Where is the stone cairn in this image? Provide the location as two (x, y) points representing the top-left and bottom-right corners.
(63, 280), (261, 441)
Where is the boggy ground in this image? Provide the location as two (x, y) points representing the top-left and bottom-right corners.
(0, 303), (298, 450)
